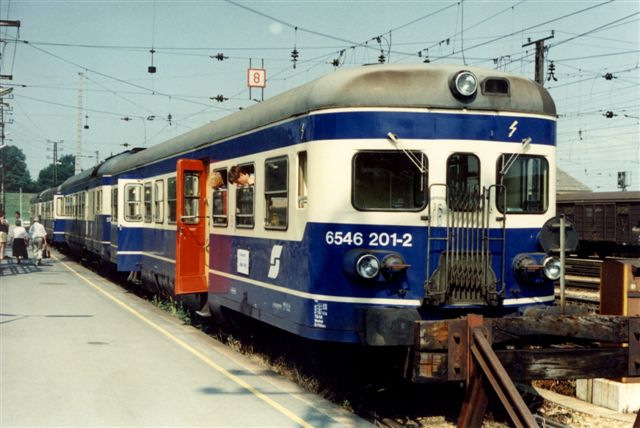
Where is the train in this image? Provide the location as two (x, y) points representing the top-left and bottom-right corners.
(31, 63), (567, 347)
(557, 191), (640, 258)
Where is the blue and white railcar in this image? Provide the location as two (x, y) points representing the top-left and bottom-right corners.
(30, 187), (65, 244)
(47, 64), (565, 345)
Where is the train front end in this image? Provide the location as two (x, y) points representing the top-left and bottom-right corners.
(301, 65), (564, 345)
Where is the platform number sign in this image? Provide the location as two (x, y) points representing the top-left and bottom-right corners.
(248, 68), (266, 88)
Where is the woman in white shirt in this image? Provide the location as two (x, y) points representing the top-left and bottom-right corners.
(10, 220), (29, 264)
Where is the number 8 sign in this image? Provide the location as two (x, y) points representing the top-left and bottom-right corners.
(247, 68), (266, 88)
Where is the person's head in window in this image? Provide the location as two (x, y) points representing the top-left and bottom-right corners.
(229, 165), (254, 186)
(211, 171), (226, 189)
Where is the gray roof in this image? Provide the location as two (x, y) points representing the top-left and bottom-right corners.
(556, 168), (591, 193)
(104, 64), (556, 176)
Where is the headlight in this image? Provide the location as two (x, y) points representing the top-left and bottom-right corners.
(542, 256), (561, 280)
(356, 254), (380, 280)
(381, 254), (409, 280)
(451, 71), (478, 98)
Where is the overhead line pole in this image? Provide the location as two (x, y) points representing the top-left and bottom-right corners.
(522, 32), (554, 86)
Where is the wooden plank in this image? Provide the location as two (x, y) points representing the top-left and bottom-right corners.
(414, 348), (632, 382)
(491, 315), (632, 344)
(496, 348), (629, 381)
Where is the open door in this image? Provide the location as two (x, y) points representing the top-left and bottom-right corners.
(175, 159), (208, 295)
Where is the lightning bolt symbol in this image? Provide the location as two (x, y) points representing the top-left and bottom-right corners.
(508, 120), (518, 138)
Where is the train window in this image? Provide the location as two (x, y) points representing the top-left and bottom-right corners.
(56, 197), (64, 217)
(183, 173), (200, 225)
(265, 156), (288, 230)
(96, 189), (102, 214)
(298, 151), (308, 209)
(64, 196), (71, 217)
(112, 187), (118, 220)
(496, 155), (548, 214)
(168, 177), (177, 223)
(212, 169), (228, 227)
(125, 184), (143, 222)
(79, 193), (86, 219)
(143, 183), (153, 223)
(353, 151), (427, 211)
(447, 153), (480, 211)
(232, 163), (255, 228)
(154, 180), (164, 223)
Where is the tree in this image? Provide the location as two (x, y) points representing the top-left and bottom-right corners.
(36, 154), (76, 190)
(1, 145), (36, 192)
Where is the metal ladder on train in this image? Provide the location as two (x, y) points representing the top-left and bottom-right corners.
(424, 185), (507, 306)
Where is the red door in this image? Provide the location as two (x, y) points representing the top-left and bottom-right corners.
(175, 159), (208, 295)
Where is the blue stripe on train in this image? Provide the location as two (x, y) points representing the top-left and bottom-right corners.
(117, 111), (556, 178)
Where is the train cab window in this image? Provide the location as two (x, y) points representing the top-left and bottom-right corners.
(154, 180), (164, 223)
(125, 184), (143, 222)
(496, 154), (548, 214)
(143, 183), (153, 223)
(265, 156), (288, 230)
(447, 153), (480, 211)
(168, 177), (177, 223)
(211, 169), (228, 227)
(183, 173), (200, 225)
(353, 151), (427, 211)
(231, 163), (255, 228)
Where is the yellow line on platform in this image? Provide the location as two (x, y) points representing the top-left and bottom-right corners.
(57, 257), (313, 428)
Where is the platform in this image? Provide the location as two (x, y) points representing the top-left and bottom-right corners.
(0, 251), (371, 427)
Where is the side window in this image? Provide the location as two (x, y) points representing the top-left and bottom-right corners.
(112, 187), (118, 220)
(211, 169), (228, 227)
(230, 163), (255, 229)
(265, 156), (288, 230)
(168, 177), (177, 224)
(496, 155), (548, 214)
(79, 193), (86, 219)
(96, 189), (102, 214)
(447, 153), (480, 211)
(125, 184), (143, 222)
(297, 151), (308, 209)
(183, 173), (200, 225)
(143, 183), (153, 223)
(154, 180), (164, 223)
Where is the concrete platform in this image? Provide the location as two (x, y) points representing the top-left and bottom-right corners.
(577, 378), (640, 414)
(0, 251), (372, 427)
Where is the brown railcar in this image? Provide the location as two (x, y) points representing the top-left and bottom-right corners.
(557, 191), (640, 257)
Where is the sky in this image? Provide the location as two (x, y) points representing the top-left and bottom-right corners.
(1, 0), (638, 191)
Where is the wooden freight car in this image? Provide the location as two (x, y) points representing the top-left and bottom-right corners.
(557, 191), (640, 258)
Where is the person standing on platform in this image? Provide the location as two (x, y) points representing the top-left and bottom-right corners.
(0, 211), (9, 261)
(9, 219), (29, 264)
(29, 217), (47, 266)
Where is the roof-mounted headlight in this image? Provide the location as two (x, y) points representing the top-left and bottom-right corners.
(451, 70), (478, 99)
(356, 254), (380, 280)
